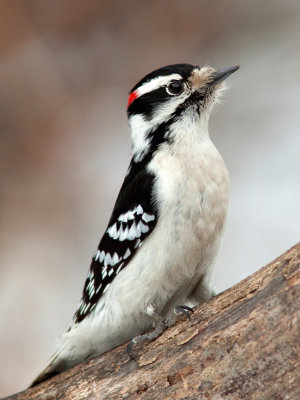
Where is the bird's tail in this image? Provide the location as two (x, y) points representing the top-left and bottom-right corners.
(30, 323), (94, 387)
(30, 351), (67, 387)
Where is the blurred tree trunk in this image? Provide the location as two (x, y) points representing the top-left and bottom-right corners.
(5, 243), (299, 400)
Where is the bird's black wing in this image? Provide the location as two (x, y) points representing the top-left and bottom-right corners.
(73, 161), (157, 323)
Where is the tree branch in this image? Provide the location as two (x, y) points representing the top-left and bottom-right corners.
(4, 243), (299, 400)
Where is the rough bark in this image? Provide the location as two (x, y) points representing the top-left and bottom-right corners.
(4, 243), (300, 400)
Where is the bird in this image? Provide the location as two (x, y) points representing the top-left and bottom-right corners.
(31, 63), (239, 386)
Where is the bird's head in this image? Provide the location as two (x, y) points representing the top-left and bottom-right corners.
(127, 64), (239, 162)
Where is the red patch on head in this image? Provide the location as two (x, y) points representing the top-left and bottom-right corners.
(127, 91), (138, 108)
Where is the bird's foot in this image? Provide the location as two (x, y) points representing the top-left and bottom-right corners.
(127, 312), (165, 360)
(175, 305), (194, 320)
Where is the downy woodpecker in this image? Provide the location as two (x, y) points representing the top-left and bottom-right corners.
(32, 63), (239, 386)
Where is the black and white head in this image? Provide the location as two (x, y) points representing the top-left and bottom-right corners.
(127, 64), (239, 162)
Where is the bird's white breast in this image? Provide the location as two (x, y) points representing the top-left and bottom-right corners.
(147, 133), (229, 300)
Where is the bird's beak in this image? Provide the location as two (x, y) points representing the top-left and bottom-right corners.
(212, 65), (240, 83)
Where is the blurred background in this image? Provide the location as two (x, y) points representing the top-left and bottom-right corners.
(0, 0), (299, 396)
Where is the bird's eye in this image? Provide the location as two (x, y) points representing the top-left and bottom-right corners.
(166, 80), (184, 96)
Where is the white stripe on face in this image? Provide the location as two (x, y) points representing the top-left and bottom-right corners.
(136, 74), (182, 97)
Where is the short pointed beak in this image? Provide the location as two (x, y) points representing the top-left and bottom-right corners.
(213, 65), (240, 83)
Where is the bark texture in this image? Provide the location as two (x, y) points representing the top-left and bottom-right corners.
(4, 243), (300, 400)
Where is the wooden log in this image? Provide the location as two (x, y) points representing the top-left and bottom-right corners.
(4, 243), (299, 400)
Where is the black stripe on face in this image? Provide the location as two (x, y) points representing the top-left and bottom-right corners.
(127, 79), (207, 121)
(127, 87), (170, 119)
(127, 82), (203, 120)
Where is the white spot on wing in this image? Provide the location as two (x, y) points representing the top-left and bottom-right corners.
(118, 210), (135, 223)
(116, 262), (124, 274)
(104, 252), (112, 266)
(96, 283), (102, 294)
(112, 252), (120, 266)
(107, 223), (118, 239)
(100, 250), (105, 263)
(127, 221), (141, 240)
(138, 220), (149, 233)
(118, 213), (128, 223)
(136, 205), (143, 215)
(119, 225), (129, 241)
(87, 279), (94, 292)
(89, 287), (95, 298)
(82, 303), (89, 315)
(94, 250), (100, 261)
(142, 212), (155, 222)
(127, 211), (135, 220)
(88, 270), (94, 280)
(123, 248), (131, 259)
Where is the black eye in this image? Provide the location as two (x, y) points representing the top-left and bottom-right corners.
(166, 80), (184, 95)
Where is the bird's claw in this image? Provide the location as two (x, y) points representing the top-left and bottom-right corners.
(175, 305), (194, 320)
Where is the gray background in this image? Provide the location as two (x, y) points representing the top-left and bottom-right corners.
(0, 0), (299, 396)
